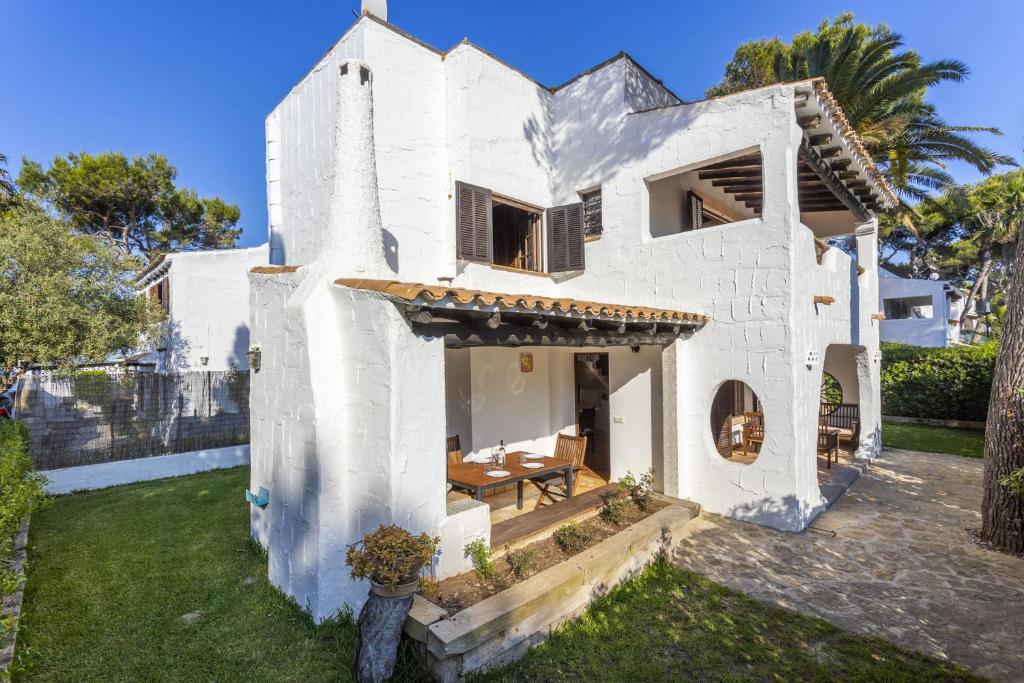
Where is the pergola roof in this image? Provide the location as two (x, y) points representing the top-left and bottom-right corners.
(335, 279), (708, 325)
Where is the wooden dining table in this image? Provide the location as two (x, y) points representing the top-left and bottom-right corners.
(447, 452), (575, 509)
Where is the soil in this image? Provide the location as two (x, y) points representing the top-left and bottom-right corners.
(424, 498), (667, 613)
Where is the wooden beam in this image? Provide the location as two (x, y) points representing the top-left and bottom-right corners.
(830, 158), (853, 170)
(711, 179), (762, 189)
(404, 307), (435, 325)
(820, 146), (842, 158)
(799, 140), (869, 220)
(415, 322), (688, 349)
(814, 295), (835, 305)
(695, 154), (761, 171)
(808, 134), (832, 146)
(531, 316), (549, 330)
(485, 312), (502, 329)
(697, 169), (762, 181)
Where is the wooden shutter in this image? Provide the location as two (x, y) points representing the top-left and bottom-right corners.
(546, 202), (585, 273)
(684, 191), (703, 231)
(455, 181), (492, 263)
(710, 381), (735, 458)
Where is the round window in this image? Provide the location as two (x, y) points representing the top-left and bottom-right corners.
(709, 380), (762, 462)
(821, 372), (843, 412)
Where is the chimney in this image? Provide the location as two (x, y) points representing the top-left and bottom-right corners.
(321, 60), (391, 277)
(361, 0), (387, 21)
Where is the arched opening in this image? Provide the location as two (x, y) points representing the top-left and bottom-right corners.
(709, 380), (762, 464)
(820, 372), (843, 407)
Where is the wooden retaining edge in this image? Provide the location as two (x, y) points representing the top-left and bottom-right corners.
(883, 415), (985, 431)
(404, 500), (700, 681)
(0, 522), (30, 674)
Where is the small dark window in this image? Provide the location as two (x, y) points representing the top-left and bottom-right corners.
(150, 278), (170, 312)
(581, 189), (603, 238)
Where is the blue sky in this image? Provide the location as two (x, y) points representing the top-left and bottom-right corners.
(4, 1), (1021, 249)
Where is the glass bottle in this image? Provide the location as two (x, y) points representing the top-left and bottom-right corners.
(497, 440), (506, 468)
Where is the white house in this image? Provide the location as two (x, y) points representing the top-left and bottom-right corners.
(246, 12), (895, 621)
(135, 244), (269, 371)
(878, 268), (966, 347)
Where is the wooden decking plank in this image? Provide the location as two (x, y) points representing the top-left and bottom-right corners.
(490, 484), (615, 550)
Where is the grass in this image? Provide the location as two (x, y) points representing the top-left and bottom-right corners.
(14, 467), (980, 682)
(12, 466), (429, 682)
(883, 421), (986, 458)
(475, 559), (981, 683)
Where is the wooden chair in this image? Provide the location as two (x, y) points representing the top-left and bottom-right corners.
(817, 419), (839, 469)
(446, 435), (463, 466)
(741, 412), (765, 456)
(532, 434), (588, 505)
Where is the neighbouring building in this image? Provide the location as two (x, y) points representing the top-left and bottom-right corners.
(878, 268), (967, 347)
(247, 12), (895, 622)
(134, 244), (269, 371)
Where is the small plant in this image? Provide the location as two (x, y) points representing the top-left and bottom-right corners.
(504, 545), (535, 579)
(600, 487), (627, 525)
(1000, 467), (1024, 497)
(620, 467), (655, 511)
(553, 521), (592, 554)
(418, 576), (440, 599)
(345, 524), (439, 591)
(464, 538), (496, 580)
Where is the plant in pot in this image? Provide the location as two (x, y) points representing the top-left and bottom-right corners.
(346, 524), (439, 683)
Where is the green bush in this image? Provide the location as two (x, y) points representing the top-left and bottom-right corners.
(0, 420), (49, 632)
(553, 522), (593, 554)
(880, 342), (997, 422)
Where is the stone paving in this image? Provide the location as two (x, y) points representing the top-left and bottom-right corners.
(673, 448), (1024, 682)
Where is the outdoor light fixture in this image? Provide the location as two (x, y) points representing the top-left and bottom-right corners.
(199, 356), (209, 366)
(806, 349), (820, 366)
(247, 346), (262, 373)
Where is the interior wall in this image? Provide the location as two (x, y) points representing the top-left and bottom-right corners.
(444, 348), (473, 449)
(823, 344), (861, 405)
(607, 346), (663, 485)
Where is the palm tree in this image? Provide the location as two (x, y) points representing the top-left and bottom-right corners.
(772, 17), (1013, 205)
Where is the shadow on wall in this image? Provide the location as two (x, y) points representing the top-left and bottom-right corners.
(521, 66), (701, 201)
(383, 228), (399, 272)
(270, 230), (287, 267)
(231, 324), (250, 370)
(727, 494), (819, 532)
(160, 320), (192, 372)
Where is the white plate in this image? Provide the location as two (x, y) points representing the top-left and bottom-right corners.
(524, 453), (545, 459)
(521, 462), (544, 469)
(466, 456), (491, 464)
(485, 470), (511, 478)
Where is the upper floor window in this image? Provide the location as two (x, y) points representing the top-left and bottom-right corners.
(580, 188), (603, 239)
(648, 151), (761, 238)
(455, 181), (585, 273)
(883, 296), (933, 320)
(150, 278), (170, 312)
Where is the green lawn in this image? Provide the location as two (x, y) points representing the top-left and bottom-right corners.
(883, 421), (986, 458)
(14, 467), (979, 682)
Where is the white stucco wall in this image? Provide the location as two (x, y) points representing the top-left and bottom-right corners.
(146, 244), (268, 371)
(878, 274), (957, 347)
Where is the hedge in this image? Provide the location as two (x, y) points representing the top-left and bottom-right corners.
(880, 342), (997, 422)
(1, 420), (48, 636)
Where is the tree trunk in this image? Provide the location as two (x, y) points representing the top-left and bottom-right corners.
(961, 252), (994, 330)
(981, 241), (1024, 553)
(353, 591), (414, 683)
(970, 269), (992, 344)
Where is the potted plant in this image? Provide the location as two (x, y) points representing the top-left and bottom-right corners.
(346, 524), (439, 683)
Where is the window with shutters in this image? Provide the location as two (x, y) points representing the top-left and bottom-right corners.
(149, 277), (170, 313)
(648, 151), (761, 238)
(455, 181), (585, 274)
(709, 380), (762, 463)
(580, 188), (603, 239)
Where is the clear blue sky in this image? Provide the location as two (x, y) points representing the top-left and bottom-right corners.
(4, 1), (1021, 249)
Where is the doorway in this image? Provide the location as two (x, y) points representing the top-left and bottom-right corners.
(575, 353), (610, 480)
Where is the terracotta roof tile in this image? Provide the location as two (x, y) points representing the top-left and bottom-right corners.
(334, 278), (709, 324)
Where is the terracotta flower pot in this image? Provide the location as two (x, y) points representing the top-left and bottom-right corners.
(369, 577), (420, 598)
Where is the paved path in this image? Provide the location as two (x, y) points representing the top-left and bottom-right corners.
(673, 449), (1024, 682)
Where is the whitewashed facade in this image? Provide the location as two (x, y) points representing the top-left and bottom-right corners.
(248, 14), (895, 621)
(878, 268), (965, 347)
(135, 244), (269, 371)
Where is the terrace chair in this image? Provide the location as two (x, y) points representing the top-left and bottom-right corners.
(817, 419), (839, 469)
(446, 435), (463, 466)
(742, 412), (765, 456)
(531, 434), (588, 506)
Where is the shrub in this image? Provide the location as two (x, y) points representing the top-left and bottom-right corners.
(881, 342), (997, 422)
(345, 524), (439, 590)
(619, 468), (655, 511)
(417, 576), (440, 599)
(599, 488), (627, 525)
(504, 545), (535, 579)
(463, 538), (496, 581)
(0, 420), (49, 629)
(553, 521), (592, 554)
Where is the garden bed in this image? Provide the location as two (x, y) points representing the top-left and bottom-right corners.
(427, 499), (668, 613)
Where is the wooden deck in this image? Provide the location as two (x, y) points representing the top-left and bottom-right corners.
(489, 483), (615, 551)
